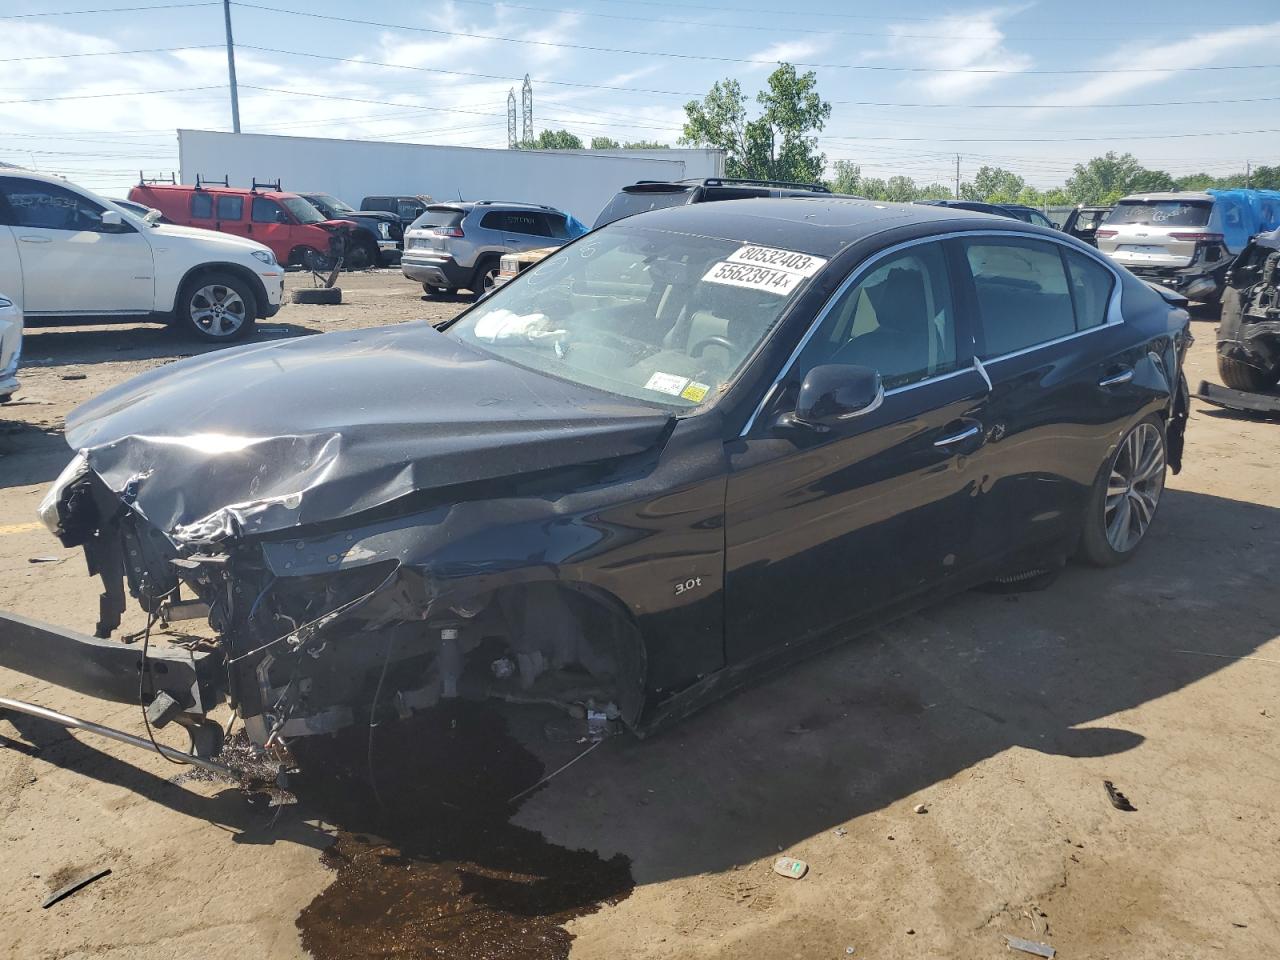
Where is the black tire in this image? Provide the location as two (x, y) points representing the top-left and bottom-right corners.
(345, 238), (378, 271)
(472, 259), (500, 302)
(1217, 355), (1278, 392)
(175, 271), (257, 342)
(1077, 415), (1167, 568)
(421, 283), (452, 298)
(292, 286), (342, 305)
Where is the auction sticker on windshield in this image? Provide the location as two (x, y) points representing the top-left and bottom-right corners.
(703, 245), (828, 295)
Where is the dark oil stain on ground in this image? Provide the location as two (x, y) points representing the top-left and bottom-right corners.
(289, 702), (634, 960)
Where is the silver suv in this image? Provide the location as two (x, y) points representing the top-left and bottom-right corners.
(401, 201), (582, 300)
(1095, 191), (1271, 303)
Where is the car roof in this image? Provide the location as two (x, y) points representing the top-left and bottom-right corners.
(139, 183), (299, 200)
(1116, 191), (1213, 203)
(616, 196), (1044, 258)
(428, 200), (565, 214)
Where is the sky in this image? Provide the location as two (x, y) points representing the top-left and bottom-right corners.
(2, 0), (1279, 199)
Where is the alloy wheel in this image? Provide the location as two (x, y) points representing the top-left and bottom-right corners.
(1104, 422), (1166, 553)
(189, 283), (247, 338)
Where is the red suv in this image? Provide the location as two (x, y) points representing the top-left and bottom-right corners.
(129, 180), (355, 267)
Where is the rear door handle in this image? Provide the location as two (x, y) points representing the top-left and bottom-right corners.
(18, 236), (51, 243)
(1098, 368), (1134, 387)
(934, 421), (983, 448)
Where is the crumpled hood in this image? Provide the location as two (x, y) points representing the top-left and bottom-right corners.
(65, 325), (672, 543)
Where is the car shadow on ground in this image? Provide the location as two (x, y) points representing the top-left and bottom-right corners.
(1, 487), (1276, 935)
(19, 320), (319, 370)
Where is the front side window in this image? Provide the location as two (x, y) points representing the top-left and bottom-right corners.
(216, 195), (243, 220)
(450, 224), (825, 408)
(252, 197), (286, 223)
(791, 242), (958, 390)
(0, 178), (120, 233)
(191, 193), (213, 218)
(965, 239), (1078, 358)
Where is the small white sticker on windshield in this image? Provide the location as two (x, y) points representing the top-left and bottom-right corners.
(702, 260), (805, 296)
(644, 372), (690, 397)
(726, 245), (827, 278)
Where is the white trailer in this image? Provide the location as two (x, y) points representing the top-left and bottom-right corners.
(177, 130), (724, 224)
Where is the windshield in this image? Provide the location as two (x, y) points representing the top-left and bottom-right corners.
(593, 188), (693, 229)
(311, 193), (355, 215)
(282, 196), (326, 224)
(450, 224), (827, 408)
(1107, 201), (1211, 227)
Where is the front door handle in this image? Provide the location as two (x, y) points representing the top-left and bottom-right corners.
(18, 235), (52, 243)
(1098, 368), (1134, 388)
(934, 421), (983, 448)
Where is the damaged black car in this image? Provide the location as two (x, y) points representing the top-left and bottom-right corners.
(18, 198), (1192, 763)
(1216, 227), (1280, 393)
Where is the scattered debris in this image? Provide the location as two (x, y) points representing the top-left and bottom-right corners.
(914, 803), (928, 814)
(906, 928), (915, 935)
(27, 557), (63, 564)
(772, 856), (808, 880)
(845, 947), (856, 955)
(42, 867), (111, 909)
(59, 373), (87, 381)
(1232, 922), (1248, 929)
(1004, 934), (1056, 958)
(833, 827), (848, 838)
(1104, 779), (1137, 812)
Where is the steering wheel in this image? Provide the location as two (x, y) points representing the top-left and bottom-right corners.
(690, 335), (735, 358)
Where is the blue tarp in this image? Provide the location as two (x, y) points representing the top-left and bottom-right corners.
(1206, 189), (1280, 250)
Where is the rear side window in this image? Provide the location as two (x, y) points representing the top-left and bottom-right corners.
(191, 193), (213, 218)
(216, 195), (243, 220)
(965, 238), (1076, 358)
(1064, 250), (1114, 330)
(481, 211), (547, 236)
(543, 213), (571, 239)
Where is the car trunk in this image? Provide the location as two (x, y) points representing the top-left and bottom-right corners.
(1096, 199), (1215, 270)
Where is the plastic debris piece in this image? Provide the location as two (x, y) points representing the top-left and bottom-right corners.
(1104, 779), (1137, 812)
(834, 827), (848, 838)
(42, 867), (111, 909)
(914, 803), (928, 814)
(1004, 935), (1056, 958)
(772, 856), (808, 879)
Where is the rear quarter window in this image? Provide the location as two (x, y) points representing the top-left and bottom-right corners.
(216, 195), (243, 220)
(1064, 250), (1115, 330)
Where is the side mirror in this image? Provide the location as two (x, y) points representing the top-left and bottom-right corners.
(789, 364), (883, 429)
(100, 209), (122, 228)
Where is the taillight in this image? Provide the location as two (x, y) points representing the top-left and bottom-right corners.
(1168, 232), (1224, 242)
(1095, 229), (1118, 238)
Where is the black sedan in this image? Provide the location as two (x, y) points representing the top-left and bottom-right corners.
(25, 198), (1191, 756)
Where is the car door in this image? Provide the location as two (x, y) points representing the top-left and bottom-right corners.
(0, 175), (153, 315)
(213, 192), (248, 241)
(724, 239), (990, 664)
(250, 195), (293, 258)
(498, 210), (552, 252)
(957, 233), (1141, 564)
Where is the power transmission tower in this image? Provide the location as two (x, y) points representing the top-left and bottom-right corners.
(222, 0), (241, 133)
(522, 75), (533, 146)
(507, 89), (518, 149)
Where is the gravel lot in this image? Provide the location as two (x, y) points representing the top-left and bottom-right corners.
(1, 269), (1277, 959)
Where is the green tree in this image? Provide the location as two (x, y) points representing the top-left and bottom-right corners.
(623, 140), (669, 150)
(1174, 172), (1216, 191)
(1126, 168), (1176, 193)
(681, 63), (832, 183)
(590, 136), (621, 150)
(961, 165), (1026, 203)
(829, 159), (862, 194)
(1064, 152), (1145, 204)
(527, 129), (584, 150)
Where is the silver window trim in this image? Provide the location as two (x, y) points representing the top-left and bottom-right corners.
(739, 229), (1125, 437)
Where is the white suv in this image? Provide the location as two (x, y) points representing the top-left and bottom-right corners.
(0, 292), (20, 403)
(0, 172), (285, 342)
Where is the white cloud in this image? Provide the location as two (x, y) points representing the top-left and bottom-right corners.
(746, 39), (831, 71)
(876, 6), (1032, 99)
(1034, 21), (1280, 109)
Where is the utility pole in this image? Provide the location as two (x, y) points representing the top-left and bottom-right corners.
(222, 0), (241, 133)
(1246, 160), (1252, 189)
(955, 154), (960, 199)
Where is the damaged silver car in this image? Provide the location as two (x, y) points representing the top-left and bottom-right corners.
(9, 198), (1191, 765)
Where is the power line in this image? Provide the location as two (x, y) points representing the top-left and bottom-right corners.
(230, 4), (1280, 74)
(0, 85), (224, 105)
(0, 45), (220, 62)
(0, 2), (217, 17)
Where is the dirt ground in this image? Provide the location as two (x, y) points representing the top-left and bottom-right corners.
(1, 269), (1277, 959)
